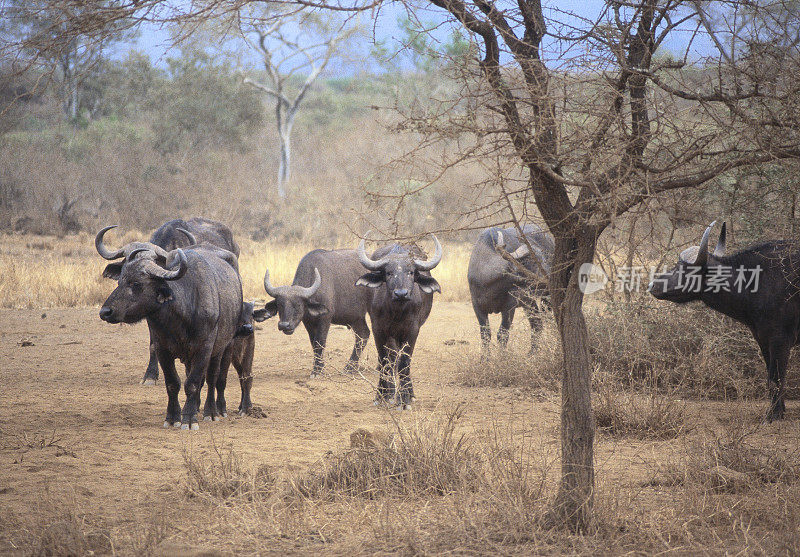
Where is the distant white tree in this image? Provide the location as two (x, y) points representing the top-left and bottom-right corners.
(238, 8), (357, 198)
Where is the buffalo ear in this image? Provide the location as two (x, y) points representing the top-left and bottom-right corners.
(102, 263), (123, 280)
(356, 271), (384, 289)
(156, 284), (173, 304)
(306, 302), (329, 318)
(416, 274), (441, 294)
(254, 300), (278, 321)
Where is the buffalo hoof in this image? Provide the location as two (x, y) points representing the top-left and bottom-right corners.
(181, 423), (200, 431)
(164, 420), (181, 428)
(203, 416), (213, 422)
(163, 421), (171, 429)
(142, 378), (156, 386)
(173, 421), (181, 428)
(221, 412), (228, 418)
(400, 403), (413, 411)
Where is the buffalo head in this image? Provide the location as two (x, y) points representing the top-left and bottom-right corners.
(648, 220), (727, 303)
(355, 233), (442, 303)
(259, 268), (324, 334)
(95, 225), (172, 280)
(99, 247), (188, 324)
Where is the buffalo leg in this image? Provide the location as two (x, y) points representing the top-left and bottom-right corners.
(157, 350), (181, 428)
(397, 338), (418, 409)
(764, 341), (790, 422)
(182, 350), (212, 430)
(233, 342), (254, 416)
(498, 307), (516, 348)
(306, 318), (331, 377)
(142, 323), (159, 385)
(214, 346), (233, 419)
(524, 305), (544, 354)
(374, 334), (396, 404)
(472, 302), (491, 355)
(345, 318), (370, 372)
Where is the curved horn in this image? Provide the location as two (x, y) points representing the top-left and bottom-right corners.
(693, 220), (716, 266)
(297, 268), (322, 299)
(495, 230), (505, 248)
(357, 231), (391, 271)
(414, 234), (442, 271)
(127, 247), (151, 261)
(713, 221), (726, 258)
(95, 225), (124, 260)
(263, 269), (287, 298)
(510, 243), (530, 259)
(176, 227), (197, 245)
(144, 248), (187, 281)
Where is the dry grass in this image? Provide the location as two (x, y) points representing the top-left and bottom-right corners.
(291, 405), (483, 499)
(593, 382), (689, 439)
(0, 232), (473, 308)
(588, 298), (770, 399)
(455, 314), (561, 391)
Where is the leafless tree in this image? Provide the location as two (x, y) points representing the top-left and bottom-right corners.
(378, 0), (800, 530)
(238, 8), (358, 197)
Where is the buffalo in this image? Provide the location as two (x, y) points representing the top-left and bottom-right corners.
(97, 233), (243, 430)
(260, 249), (373, 376)
(468, 225), (553, 354)
(216, 301), (267, 417)
(96, 217), (239, 385)
(649, 221), (800, 421)
(355, 234), (442, 409)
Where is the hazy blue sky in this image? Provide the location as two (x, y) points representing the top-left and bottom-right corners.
(120, 0), (713, 71)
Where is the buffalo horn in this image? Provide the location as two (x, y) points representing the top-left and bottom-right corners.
(357, 231), (391, 271)
(144, 248), (187, 281)
(713, 221), (726, 258)
(263, 269), (287, 298)
(176, 227), (198, 245)
(414, 234), (442, 271)
(495, 230), (505, 248)
(297, 268), (322, 299)
(95, 225), (124, 260)
(693, 220), (716, 266)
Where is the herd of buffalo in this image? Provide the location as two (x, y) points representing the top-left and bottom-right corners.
(93, 217), (800, 429)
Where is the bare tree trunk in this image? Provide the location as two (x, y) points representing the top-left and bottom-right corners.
(277, 134), (290, 197)
(277, 109), (296, 199)
(545, 232), (596, 532)
(61, 38), (78, 121)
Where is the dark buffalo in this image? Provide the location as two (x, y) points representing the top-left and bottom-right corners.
(649, 221), (800, 421)
(260, 249), (373, 376)
(96, 217), (239, 385)
(468, 225), (553, 354)
(216, 301), (267, 417)
(97, 235), (243, 430)
(355, 234), (442, 409)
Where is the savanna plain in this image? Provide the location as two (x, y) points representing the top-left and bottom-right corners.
(2, 232), (800, 556)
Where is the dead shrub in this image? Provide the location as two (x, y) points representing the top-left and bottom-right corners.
(28, 508), (112, 557)
(687, 428), (800, 491)
(291, 405), (483, 499)
(457, 318), (561, 391)
(183, 438), (276, 502)
(588, 298), (768, 400)
(593, 382), (689, 439)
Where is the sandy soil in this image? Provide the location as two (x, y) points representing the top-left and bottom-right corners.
(0, 302), (797, 554)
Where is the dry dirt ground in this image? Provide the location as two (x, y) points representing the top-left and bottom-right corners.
(1, 303), (799, 555)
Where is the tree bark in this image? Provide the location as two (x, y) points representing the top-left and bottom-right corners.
(545, 230), (596, 532)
